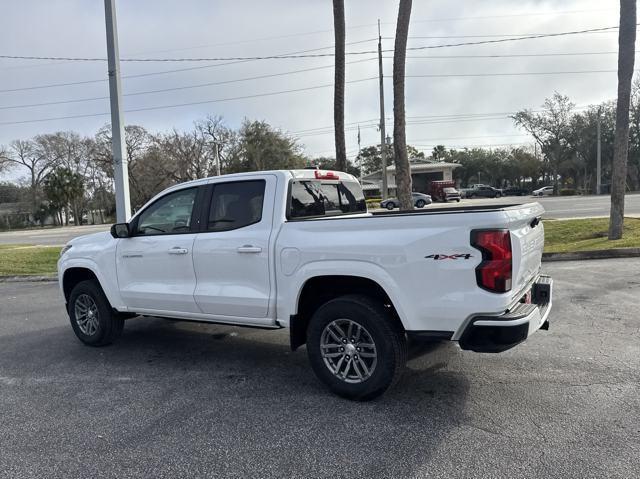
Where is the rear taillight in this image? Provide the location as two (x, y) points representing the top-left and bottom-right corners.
(471, 229), (512, 293)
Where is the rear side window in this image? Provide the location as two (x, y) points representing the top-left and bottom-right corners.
(289, 180), (366, 219)
(207, 180), (265, 232)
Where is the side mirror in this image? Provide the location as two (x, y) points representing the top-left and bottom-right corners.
(110, 223), (131, 239)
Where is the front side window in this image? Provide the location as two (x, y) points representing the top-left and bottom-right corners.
(207, 180), (265, 232)
(136, 187), (197, 235)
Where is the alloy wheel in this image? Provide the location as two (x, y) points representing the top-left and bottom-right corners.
(74, 294), (100, 336)
(320, 319), (377, 384)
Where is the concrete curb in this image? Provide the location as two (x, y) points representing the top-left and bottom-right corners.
(542, 248), (640, 262)
(0, 275), (58, 283)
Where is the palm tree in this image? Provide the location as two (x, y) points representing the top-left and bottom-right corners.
(333, 0), (347, 171)
(393, 0), (413, 210)
(609, 0), (637, 240)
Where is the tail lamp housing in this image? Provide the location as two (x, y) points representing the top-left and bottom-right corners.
(471, 229), (512, 293)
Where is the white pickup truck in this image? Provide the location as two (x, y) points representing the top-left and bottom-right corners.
(58, 169), (552, 400)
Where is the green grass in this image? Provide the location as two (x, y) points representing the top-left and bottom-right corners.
(0, 217), (638, 275)
(544, 217), (640, 253)
(0, 244), (61, 276)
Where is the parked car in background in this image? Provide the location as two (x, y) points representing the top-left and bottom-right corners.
(380, 192), (432, 210)
(463, 184), (503, 199)
(427, 180), (456, 202)
(503, 186), (529, 196)
(533, 186), (555, 197)
(442, 187), (461, 202)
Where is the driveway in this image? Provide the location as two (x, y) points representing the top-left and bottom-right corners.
(0, 259), (638, 478)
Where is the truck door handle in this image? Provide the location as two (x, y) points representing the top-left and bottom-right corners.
(237, 245), (262, 254)
(168, 247), (189, 255)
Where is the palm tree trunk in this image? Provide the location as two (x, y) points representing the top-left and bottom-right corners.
(609, 0), (637, 239)
(393, 0), (413, 210)
(333, 0), (347, 171)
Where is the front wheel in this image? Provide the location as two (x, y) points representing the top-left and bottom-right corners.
(68, 280), (124, 346)
(495, 193), (502, 198)
(416, 200), (426, 208)
(306, 295), (407, 401)
(385, 203), (395, 210)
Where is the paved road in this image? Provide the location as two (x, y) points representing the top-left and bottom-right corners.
(1, 194), (639, 246)
(0, 259), (638, 478)
(379, 192), (640, 219)
(0, 224), (109, 246)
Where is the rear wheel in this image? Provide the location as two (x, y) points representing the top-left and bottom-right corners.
(306, 294), (407, 401)
(68, 280), (124, 346)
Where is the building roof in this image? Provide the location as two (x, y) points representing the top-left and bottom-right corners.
(362, 161), (460, 181)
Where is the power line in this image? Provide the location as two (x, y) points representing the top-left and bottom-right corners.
(0, 77), (378, 126)
(0, 57), (376, 111)
(0, 41), (376, 93)
(402, 51), (619, 59)
(406, 69), (625, 79)
(0, 25), (621, 64)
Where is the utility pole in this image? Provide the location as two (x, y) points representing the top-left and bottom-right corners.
(377, 20), (388, 200)
(104, 0), (131, 222)
(596, 107), (602, 194)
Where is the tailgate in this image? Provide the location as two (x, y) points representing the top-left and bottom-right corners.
(506, 202), (545, 298)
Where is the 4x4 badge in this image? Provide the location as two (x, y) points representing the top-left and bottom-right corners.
(425, 254), (473, 260)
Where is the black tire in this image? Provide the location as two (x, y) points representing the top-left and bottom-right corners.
(68, 279), (124, 346)
(416, 199), (426, 208)
(386, 203), (395, 210)
(306, 294), (407, 401)
(495, 192), (502, 198)
(456, 199), (461, 202)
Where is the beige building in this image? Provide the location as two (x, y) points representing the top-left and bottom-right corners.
(361, 159), (460, 198)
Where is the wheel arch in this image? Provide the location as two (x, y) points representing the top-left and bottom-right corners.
(62, 267), (99, 302)
(289, 274), (405, 351)
(59, 259), (125, 311)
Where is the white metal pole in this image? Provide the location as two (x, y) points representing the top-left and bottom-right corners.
(596, 109), (602, 195)
(104, 0), (131, 222)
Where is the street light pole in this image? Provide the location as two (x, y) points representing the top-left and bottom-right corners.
(104, 0), (131, 222)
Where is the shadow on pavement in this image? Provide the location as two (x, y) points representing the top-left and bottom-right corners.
(0, 316), (471, 478)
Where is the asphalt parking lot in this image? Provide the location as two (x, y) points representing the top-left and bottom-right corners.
(1, 258), (638, 478)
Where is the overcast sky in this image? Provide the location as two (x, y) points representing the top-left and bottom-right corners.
(0, 0), (623, 167)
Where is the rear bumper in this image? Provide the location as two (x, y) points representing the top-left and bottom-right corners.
(458, 275), (553, 353)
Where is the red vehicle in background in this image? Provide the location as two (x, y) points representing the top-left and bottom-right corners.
(427, 180), (460, 202)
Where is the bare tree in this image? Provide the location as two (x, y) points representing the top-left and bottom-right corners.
(392, 0), (413, 210)
(197, 115), (236, 175)
(3, 139), (59, 221)
(333, 0), (347, 171)
(609, 0), (637, 240)
(513, 93), (575, 193)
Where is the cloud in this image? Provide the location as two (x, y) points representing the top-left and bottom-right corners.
(0, 0), (621, 164)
